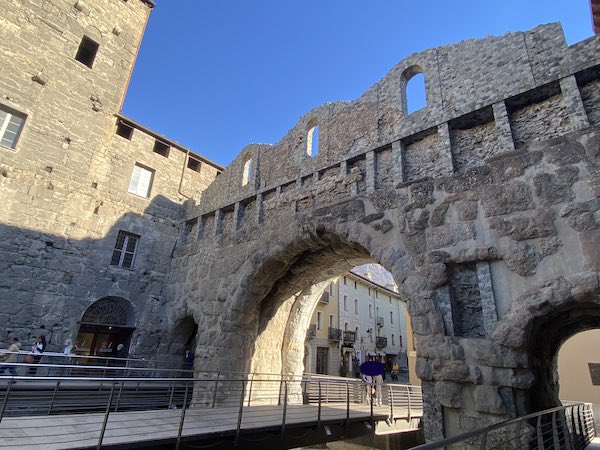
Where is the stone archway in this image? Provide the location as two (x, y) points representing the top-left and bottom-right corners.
(76, 296), (136, 357)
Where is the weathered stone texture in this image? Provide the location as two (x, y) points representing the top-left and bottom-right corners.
(580, 78), (600, 125)
(404, 132), (445, 182)
(450, 119), (500, 173)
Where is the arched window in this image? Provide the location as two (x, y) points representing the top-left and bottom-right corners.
(402, 67), (427, 114)
(306, 124), (319, 157)
(242, 158), (253, 186)
(81, 297), (136, 328)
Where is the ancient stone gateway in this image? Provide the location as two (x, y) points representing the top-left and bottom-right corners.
(168, 24), (600, 439)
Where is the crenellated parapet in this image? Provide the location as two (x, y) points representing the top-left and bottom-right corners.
(187, 23), (600, 242)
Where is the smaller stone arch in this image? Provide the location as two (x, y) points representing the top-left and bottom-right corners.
(401, 65), (427, 114)
(75, 296), (136, 358)
(306, 118), (320, 157)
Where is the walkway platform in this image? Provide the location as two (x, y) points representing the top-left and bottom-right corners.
(0, 403), (398, 449)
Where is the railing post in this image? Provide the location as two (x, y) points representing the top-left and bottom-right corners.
(536, 414), (544, 449)
(346, 382), (350, 429)
(234, 376), (247, 447)
(389, 385), (395, 420)
(114, 379), (125, 412)
(281, 380), (288, 439)
(168, 380), (176, 410)
(0, 378), (15, 424)
(97, 380), (117, 450)
(211, 372), (220, 408)
(407, 386), (412, 422)
(48, 380), (61, 415)
(175, 381), (191, 450)
(317, 381), (322, 429)
(247, 372), (254, 407)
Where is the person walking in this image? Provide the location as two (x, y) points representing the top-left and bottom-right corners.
(0, 337), (21, 382)
(373, 373), (384, 406)
(27, 335), (46, 375)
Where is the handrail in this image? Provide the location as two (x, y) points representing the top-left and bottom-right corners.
(410, 403), (595, 450)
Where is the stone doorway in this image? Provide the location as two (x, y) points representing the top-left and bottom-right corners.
(76, 296), (136, 358)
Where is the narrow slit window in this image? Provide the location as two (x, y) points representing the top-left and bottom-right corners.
(306, 125), (319, 157)
(153, 140), (170, 158)
(75, 36), (99, 68)
(405, 72), (426, 114)
(187, 157), (201, 172)
(242, 158), (253, 186)
(116, 121), (133, 140)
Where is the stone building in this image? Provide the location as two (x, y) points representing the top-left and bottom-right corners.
(0, 0), (222, 359)
(304, 266), (408, 378)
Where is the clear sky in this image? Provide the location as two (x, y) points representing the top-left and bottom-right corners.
(122, 1), (593, 167)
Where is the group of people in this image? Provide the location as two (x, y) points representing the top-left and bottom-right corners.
(362, 373), (384, 406)
(0, 335), (47, 380)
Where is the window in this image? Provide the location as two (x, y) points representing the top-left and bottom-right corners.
(329, 314), (334, 329)
(392, 334), (395, 346)
(389, 295), (392, 304)
(115, 121), (133, 140)
(110, 231), (140, 269)
(343, 277), (347, 285)
(344, 322), (348, 332)
(354, 299), (358, 315)
(75, 36), (99, 68)
(329, 283), (333, 296)
(317, 311), (322, 331)
(187, 156), (201, 173)
(153, 140), (170, 158)
(375, 291), (378, 299)
(354, 281), (357, 289)
(403, 67), (427, 114)
(242, 158), (252, 186)
(369, 305), (373, 319)
(390, 311), (394, 324)
(368, 288), (371, 296)
(128, 163), (154, 198)
(343, 296), (348, 312)
(306, 124), (319, 157)
(0, 106), (25, 149)
(355, 327), (359, 337)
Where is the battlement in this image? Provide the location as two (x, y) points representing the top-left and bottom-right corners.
(188, 23), (600, 240)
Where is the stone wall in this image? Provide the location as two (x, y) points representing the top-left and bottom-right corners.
(170, 24), (600, 443)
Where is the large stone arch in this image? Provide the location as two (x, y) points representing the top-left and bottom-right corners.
(166, 24), (600, 441)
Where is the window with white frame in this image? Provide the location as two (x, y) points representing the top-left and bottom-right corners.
(317, 311), (322, 331)
(354, 299), (358, 315)
(128, 163), (154, 198)
(0, 106), (25, 149)
(343, 296), (348, 312)
(329, 283), (333, 295)
(329, 314), (334, 329)
(390, 311), (394, 324)
(344, 322), (348, 331)
(392, 334), (395, 345)
(369, 305), (373, 319)
(110, 231), (140, 269)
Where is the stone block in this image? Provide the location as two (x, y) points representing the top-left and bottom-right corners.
(480, 181), (534, 217)
(426, 222), (476, 250)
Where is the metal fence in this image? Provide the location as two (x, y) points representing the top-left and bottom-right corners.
(411, 403), (595, 450)
(0, 371), (424, 449)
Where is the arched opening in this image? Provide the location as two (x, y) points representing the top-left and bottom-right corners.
(76, 296), (136, 357)
(242, 158), (253, 186)
(527, 298), (600, 412)
(557, 329), (600, 404)
(402, 67), (427, 114)
(244, 229), (411, 383)
(169, 316), (199, 364)
(306, 123), (319, 157)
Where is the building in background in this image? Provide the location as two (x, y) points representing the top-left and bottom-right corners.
(305, 266), (412, 379)
(0, 0), (222, 359)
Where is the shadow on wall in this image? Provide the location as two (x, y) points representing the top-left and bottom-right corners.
(0, 194), (188, 361)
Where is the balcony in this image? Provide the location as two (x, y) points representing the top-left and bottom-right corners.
(343, 331), (356, 343)
(328, 327), (342, 341)
(306, 324), (316, 339)
(377, 317), (384, 327)
(376, 336), (387, 348)
(319, 291), (329, 304)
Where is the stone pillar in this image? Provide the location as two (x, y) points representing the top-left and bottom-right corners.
(256, 193), (264, 224)
(366, 150), (375, 193)
(214, 208), (222, 235)
(559, 75), (589, 131)
(476, 261), (498, 337)
(340, 160), (348, 176)
(437, 123), (455, 175)
(392, 140), (405, 186)
(492, 101), (515, 152)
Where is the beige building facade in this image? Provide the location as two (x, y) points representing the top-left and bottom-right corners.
(305, 267), (409, 379)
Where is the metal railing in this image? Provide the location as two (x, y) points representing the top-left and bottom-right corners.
(411, 403), (595, 450)
(343, 331), (357, 343)
(328, 327), (343, 341)
(307, 324), (317, 338)
(0, 371), (424, 449)
(376, 336), (387, 348)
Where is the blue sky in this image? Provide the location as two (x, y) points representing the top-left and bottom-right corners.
(122, 1), (593, 167)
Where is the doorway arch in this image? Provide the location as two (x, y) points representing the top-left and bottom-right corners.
(76, 296), (136, 357)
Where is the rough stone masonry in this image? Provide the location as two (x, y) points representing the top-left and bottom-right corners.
(168, 23), (600, 440)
